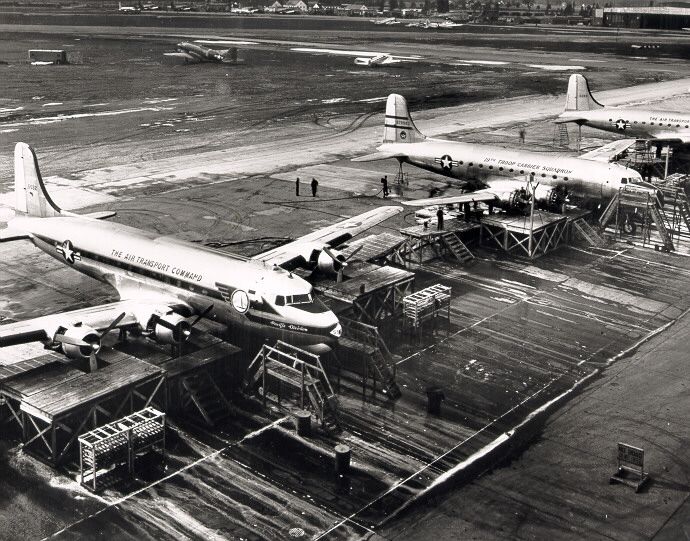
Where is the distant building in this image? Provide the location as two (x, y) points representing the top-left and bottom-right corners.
(267, 0), (308, 11)
(339, 3), (373, 15)
(603, 6), (690, 28)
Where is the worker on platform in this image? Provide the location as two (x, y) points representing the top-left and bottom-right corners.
(436, 207), (444, 231)
(295, 177), (300, 196)
(311, 177), (318, 197)
(381, 175), (389, 197)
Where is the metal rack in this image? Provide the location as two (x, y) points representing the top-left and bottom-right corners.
(78, 407), (165, 492)
(402, 284), (452, 334)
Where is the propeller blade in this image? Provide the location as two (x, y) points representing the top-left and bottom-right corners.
(99, 312), (127, 339)
(155, 316), (177, 331)
(189, 304), (214, 328)
(54, 334), (90, 348)
(345, 245), (363, 262)
(323, 246), (339, 262)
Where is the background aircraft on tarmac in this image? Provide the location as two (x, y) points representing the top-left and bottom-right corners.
(164, 42), (241, 64)
(354, 93), (659, 211)
(557, 74), (690, 144)
(0, 144), (401, 362)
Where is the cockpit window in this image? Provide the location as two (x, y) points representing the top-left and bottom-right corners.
(275, 293), (313, 306)
(621, 178), (628, 184)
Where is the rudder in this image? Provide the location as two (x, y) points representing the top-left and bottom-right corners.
(383, 94), (426, 144)
(15, 142), (61, 217)
(564, 74), (604, 112)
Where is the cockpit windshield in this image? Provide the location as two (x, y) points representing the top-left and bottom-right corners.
(621, 178), (628, 184)
(275, 293), (313, 306)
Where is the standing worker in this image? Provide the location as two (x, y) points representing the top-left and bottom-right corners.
(311, 177), (318, 197)
(436, 207), (444, 231)
(295, 177), (300, 196)
(381, 175), (389, 197)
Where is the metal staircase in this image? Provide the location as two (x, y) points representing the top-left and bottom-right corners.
(245, 341), (339, 430)
(181, 369), (232, 427)
(552, 123), (570, 148)
(649, 204), (675, 251)
(440, 231), (475, 264)
(337, 318), (401, 400)
(572, 218), (605, 247)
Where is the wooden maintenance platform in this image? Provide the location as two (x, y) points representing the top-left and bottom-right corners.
(398, 221), (480, 265)
(0, 350), (165, 466)
(314, 262), (415, 324)
(479, 210), (574, 258)
(340, 232), (407, 266)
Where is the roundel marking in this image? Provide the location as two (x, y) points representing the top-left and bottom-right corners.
(399, 130), (407, 140)
(231, 289), (250, 314)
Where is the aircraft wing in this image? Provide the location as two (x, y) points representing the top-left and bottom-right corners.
(651, 132), (690, 144)
(164, 52), (198, 62)
(402, 189), (500, 207)
(351, 151), (407, 162)
(252, 206), (403, 267)
(0, 301), (141, 347)
(579, 139), (638, 162)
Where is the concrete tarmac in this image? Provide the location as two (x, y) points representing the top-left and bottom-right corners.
(383, 307), (690, 541)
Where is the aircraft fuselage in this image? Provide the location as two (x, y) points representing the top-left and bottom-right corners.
(380, 138), (641, 201)
(9, 215), (341, 353)
(560, 108), (690, 141)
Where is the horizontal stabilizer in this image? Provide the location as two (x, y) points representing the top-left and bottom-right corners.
(0, 228), (31, 242)
(61, 210), (117, 220)
(351, 152), (405, 162)
(403, 192), (498, 207)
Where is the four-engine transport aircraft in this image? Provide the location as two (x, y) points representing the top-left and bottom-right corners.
(164, 42), (240, 64)
(0, 143), (402, 360)
(354, 93), (659, 210)
(557, 74), (690, 144)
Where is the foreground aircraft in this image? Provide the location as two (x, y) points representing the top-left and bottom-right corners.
(0, 144), (402, 359)
(557, 74), (690, 144)
(354, 93), (658, 210)
(164, 42), (239, 64)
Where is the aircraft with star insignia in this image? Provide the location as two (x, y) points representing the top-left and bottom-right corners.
(556, 74), (690, 144)
(0, 143), (402, 364)
(353, 93), (660, 211)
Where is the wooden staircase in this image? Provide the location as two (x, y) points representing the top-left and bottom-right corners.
(649, 204), (675, 251)
(245, 341), (339, 431)
(440, 231), (475, 264)
(181, 369), (232, 427)
(572, 218), (605, 247)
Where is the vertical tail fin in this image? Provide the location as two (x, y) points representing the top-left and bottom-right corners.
(383, 94), (426, 144)
(564, 74), (605, 112)
(15, 143), (61, 218)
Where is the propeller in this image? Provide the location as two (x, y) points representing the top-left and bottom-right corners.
(53, 312), (127, 372)
(324, 245), (363, 283)
(188, 303), (214, 328)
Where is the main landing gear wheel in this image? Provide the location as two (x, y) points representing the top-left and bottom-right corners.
(619, 213), (637, 235)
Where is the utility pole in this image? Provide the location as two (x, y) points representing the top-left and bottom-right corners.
(528, 173), (538, 257)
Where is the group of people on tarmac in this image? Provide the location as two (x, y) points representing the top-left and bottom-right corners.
(295, 177), (319, 197)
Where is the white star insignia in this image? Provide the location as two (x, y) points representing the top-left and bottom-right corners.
(615, 119), (627, 131)
(441, 155), (453, 169)
(56, 239), (81, 264)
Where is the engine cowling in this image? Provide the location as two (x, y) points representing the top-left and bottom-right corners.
(151, 313), (192, 345)
(57, 325), (101, 360)
(316, 249), (346, 275)
(496, 189), (531, 213)
(534, 185), (567, 213)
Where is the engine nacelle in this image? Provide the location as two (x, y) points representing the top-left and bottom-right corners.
(316, 249), (346, 275)
(534, 185), (567, 213)
(151, 313), (192, 344)
(57, 325), (100, 360)
(496, 189), (531, 213)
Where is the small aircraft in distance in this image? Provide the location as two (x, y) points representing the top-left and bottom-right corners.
(371, 17), (400, 25)
(118, 1), (141, 12)
(354, 54), (405, 67)
(557, 74), (690, 144)
(354, 93), (660, 212)
(164, 42), (241, 64)
(0, 143), (402, 360)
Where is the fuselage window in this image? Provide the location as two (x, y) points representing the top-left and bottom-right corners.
(564, 177), (569, 181)
(478, 164), (483, 168)
(509, 168), (514, 172)
(608, 118), (612, 122)
(499, 167), (503, 171)
(488, 165), (493, 169)
(552, 175), (557, 179)
(633, 121), (637, 124)
(642, 121), (646, 124)
(520, 170), (524, 174)
(468, 162), (473, 166)
(650, 122), (655, 125)
(676, 124), (680, 128)
(459, 160), (464, 165)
